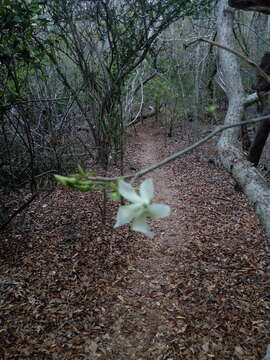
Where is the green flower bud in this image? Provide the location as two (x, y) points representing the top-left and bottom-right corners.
(54, 175), (69, 186)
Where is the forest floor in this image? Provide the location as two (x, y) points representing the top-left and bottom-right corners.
(1, 121), (270, 360)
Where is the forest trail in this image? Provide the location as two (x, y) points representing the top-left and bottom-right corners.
(104, 123), (193, 358)
(1, 121), (269, 360)
(93, 122), (269, 359)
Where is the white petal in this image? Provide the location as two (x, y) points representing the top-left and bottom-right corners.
(139, 179), (154, 203)
(118, 180), (141, 203)
(114, 204), (138, 227)
(131, 215), (154, 238)
(148, 204), (171, 219)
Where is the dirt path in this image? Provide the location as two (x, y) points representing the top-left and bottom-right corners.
(1, 121), (269, 360)
(103, 124), (192, 358)
(95, 123), (269, 359)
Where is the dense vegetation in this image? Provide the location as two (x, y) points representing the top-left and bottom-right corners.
(1, 1), (270, 359)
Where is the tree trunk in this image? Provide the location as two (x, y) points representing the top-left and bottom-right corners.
(192, 39), (204, 135)
(216, 0), (270, 240)
(192, 20), (210, 138)
(248, 117), (270, 165)
(229, 0), (270, 14)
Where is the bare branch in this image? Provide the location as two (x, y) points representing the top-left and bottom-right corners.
(77, 114), (270, 183)
(184, 37), (270, 85)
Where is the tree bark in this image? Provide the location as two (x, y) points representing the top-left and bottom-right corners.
(126, 107), (159, 127)
(192, 22), (209, 137)
(216, 0), (270, 240)
(229, 0), (270, 14)
(248, 117), (270, 165)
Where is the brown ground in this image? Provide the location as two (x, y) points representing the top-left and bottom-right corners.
(0, 121), (270, 359)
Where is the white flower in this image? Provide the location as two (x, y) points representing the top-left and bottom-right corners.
(114, 179), (171, 238)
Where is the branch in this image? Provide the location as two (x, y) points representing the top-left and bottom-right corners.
(184, 37), (270, 85)
(126, 107), (159, 127)
(0, 193), (38, 231)
(244, 92), (258, 107)
(133, 72), (158, 96)
(244, 90), (270, 107)
(0, 98), (70, 109)
(77, 114), (270, 182)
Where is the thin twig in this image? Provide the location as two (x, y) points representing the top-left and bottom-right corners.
(0, 194), (38, 231)
(184, 37), (270, 85)
(0, 98), (70, 108)
(77, 114), (270, 182)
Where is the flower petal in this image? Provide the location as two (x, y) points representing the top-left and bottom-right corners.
(118, 180), (141, 203)
(148, 203), (171, 219)
(131, 215), (154, 238)
(139, 178), (154, 203)
(114, 204), (138, 227)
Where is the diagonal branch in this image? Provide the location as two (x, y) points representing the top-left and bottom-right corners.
(184, 37), (270, 85)
(76, 114), (270, 182)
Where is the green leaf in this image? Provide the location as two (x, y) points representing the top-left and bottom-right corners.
(54, 174), (69, 185)
(72, 184), (92, 191)
(205, 105), (216, 116)
(54, 175), (79, 186)
(77, 164), (87, 177)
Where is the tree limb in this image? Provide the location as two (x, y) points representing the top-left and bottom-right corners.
(0, 193), (38, 231)
(184, 37), (270, 85)
(74, 114), (270, 182)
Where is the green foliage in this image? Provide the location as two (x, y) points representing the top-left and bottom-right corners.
(0, 0), (48, 63)
(144, 76), (173, 105)
(0, 0), (49, 101)
(43, 0), (212, 169)
(92, 0), (211, 76)
(205, 104), (216, 116)
(54, 165), (121, 199)
(0, 0), (213, 193)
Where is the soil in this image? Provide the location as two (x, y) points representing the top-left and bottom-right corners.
(0, 121), (270, 360)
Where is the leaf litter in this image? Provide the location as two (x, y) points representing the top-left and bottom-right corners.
(0, 121), (270, 359)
